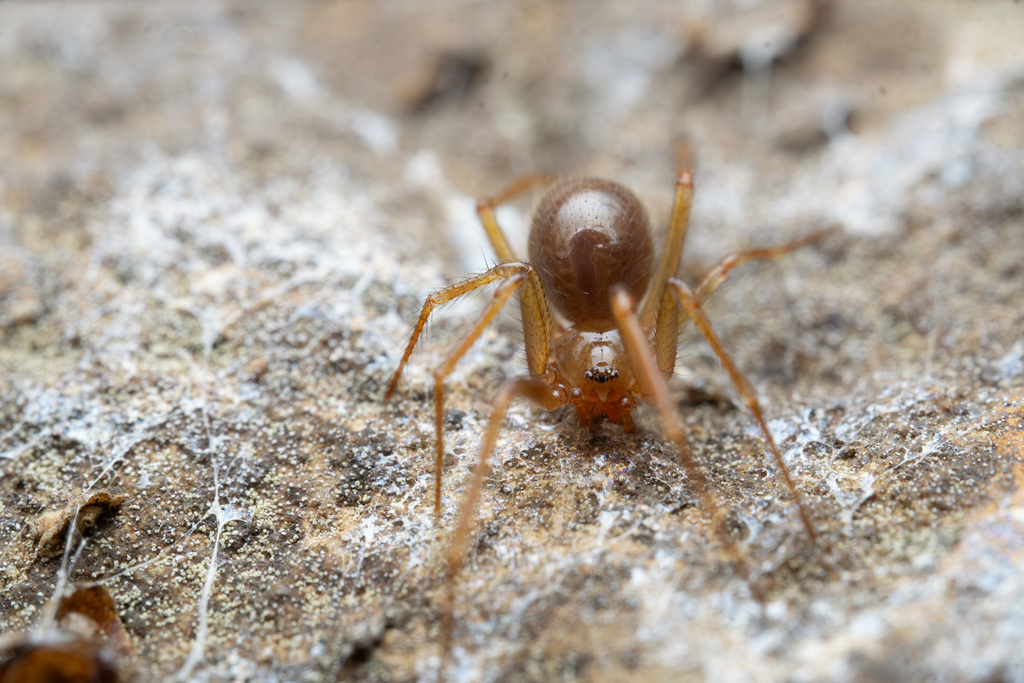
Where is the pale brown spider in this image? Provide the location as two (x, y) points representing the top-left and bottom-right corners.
(385, 151), (829, 642)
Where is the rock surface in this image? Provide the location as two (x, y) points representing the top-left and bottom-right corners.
(1, 1), (1023, 681)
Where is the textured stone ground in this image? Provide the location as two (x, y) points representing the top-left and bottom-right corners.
(1, 2), (1023, 681)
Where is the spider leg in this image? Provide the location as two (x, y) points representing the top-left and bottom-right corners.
(441, 377), (563, 665)
(667, 277), (818, 545)
(385, 263), (534, 401)
(613, 286), (769, 609)
(476, 173), (554, 263)
(694, 226), (839, 302)
(385, 263), (535, 520)
(476, 174), (558, 377)
(427, 270), (535, 522)
(610, 286), (722, 532)
(639, 146), (695, 375)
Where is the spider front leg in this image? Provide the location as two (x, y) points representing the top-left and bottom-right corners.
(667, 278), (818, 545)
(385, 263), (533, 519)
(612, 287), (764, 604)
(610, 287), (724, 534)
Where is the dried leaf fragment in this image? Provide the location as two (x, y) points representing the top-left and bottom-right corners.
(0, 634), (119, 683)
(56, 586), (134, 666)
(31, 491), (125, 559)
(0, 586), (132, 682)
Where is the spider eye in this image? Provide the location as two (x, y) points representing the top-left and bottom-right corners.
(585, 368), (619, 383)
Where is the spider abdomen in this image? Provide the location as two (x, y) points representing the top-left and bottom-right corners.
(528, 178), (654, 331)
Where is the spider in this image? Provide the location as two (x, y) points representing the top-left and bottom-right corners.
(385, 150), (827, 609)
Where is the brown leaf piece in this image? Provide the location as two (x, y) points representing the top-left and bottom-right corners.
(0, 586), (131, 683)
(0, 634), (119, 683)
(57, 586), (134, 667)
